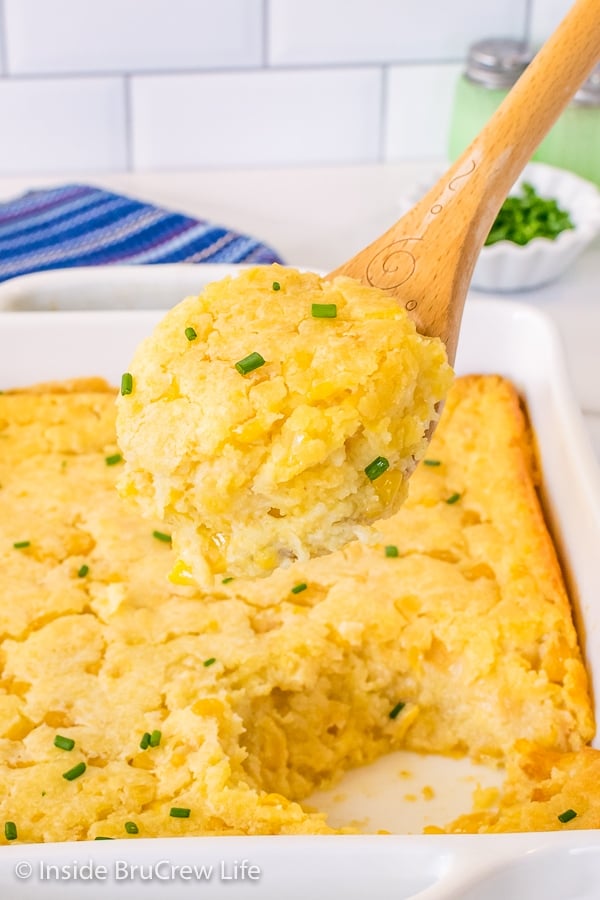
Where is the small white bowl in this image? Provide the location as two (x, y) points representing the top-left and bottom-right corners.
(472, 162), (600, 292)
(398, 162), (600, 293)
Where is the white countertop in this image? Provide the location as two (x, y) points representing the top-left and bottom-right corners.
(1, 163), (599, 459)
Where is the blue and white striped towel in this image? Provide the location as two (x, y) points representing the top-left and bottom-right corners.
(0, 183), (283, 283)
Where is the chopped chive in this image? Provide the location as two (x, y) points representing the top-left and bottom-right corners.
(222, 576), (234, 584)
(203, 657), (217, 667)
(152, 530), (172, 543)
(4, 821), (17, 841)
(105, 453), (122, 466)
(62, 762), (86, 781)
(13, 541), (31, 549)
(120, 372), (133, 396)
(54, 735), (75, 751)
(291, 582), (307, 595)
(139, 732), (151, 750)
(424, 459), (442, 467)
(149, 730), (162, 748)
(125, 821), (139, 834)
(384, 545), (399, 558)
(170, 807), (191, 819)
(272, 281), (281, 291)
(184, 326), (197, 341)
(234, 352), (266, 376)
(446, 493), (461, 505)
(364, 456), (390, 481)
(77, 564), (89, 578)
(389, 701), (406, 720)
(558, 808), (577, 824)
(311, 303), (337, 318)
(95, 836), (114, 840)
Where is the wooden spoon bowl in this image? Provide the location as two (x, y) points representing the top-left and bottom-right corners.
(329, 0), (600, 363)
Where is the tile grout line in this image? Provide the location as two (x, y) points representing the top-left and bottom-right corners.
(0, 0), (7, 76)
(123, 73), (133, 172)
(524, 0), (533, 44)
(378, 65), (389, 163)
(0, 58), (467, 82)
(262, 0), (269, 67)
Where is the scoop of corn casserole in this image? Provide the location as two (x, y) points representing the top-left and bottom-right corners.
(115, 265), (452, 586)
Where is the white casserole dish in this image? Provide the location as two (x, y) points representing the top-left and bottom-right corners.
(0, 264), (599, 899)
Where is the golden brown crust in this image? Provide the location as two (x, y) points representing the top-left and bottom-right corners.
(444, 740), (600, 832)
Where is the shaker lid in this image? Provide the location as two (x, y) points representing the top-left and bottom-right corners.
(465, 38), (532, 89)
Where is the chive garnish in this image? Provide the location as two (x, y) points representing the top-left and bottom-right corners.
(105, 453), (122, 466)
(222, 576), (234, 584)
(272, 281), (281, 291)
(364, 456), (390, 481)
(311, 303), (337, 318)
(558, 808), (577, 823)
(139, 732), (151, 750)
(170, 807), (191, 818)
(4, 821), (17, 841)
(149, 730), (162, 748)
(152, 530), (172, 543)
(291, 583), (307, 594)
(120, 372), (133, 396)
(62, 762), (86, 781)
(54, 735), (75, 751)
(385, 545), (399, 558)
(78, 564), (89, 578)
(95, 836), (114, 840)
(234, 352), (266, 376)
(446, 493), (461, 504)
(13, 541), (31, 549)
(125, 821), (139, 834)
(424, 459), (442, 467)
(203, 657), (217, 667)
(389, 701), (406, 720)
(184, 326), (197, 341)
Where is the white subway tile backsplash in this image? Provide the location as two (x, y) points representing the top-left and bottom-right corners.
(0, 0), (575, 173)
(4, 0), (262, 75)
(131, 68), (382, 169)
(384, 63), (462, 161)
(529, 0), (573, 46)
(269, 0), (529, 66)
(0, 8), (5, 75)
(0, 78), (126, 175)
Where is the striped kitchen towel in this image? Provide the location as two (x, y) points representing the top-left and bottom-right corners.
(0, 183), (283, 283)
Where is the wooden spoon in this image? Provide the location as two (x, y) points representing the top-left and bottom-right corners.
(328, 0), (600, 363)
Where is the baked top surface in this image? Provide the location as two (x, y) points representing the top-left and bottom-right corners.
(0, 374), (593, 843)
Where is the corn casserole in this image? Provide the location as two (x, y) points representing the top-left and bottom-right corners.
(0, 374), (593, 843)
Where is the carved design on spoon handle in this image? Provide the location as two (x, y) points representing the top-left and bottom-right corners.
(365, 236), (422, 297)
(364, 160), (477, 312)
(448, 159), (476, 191)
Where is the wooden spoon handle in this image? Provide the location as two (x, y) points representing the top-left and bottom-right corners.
(330, 0), (600, 361)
